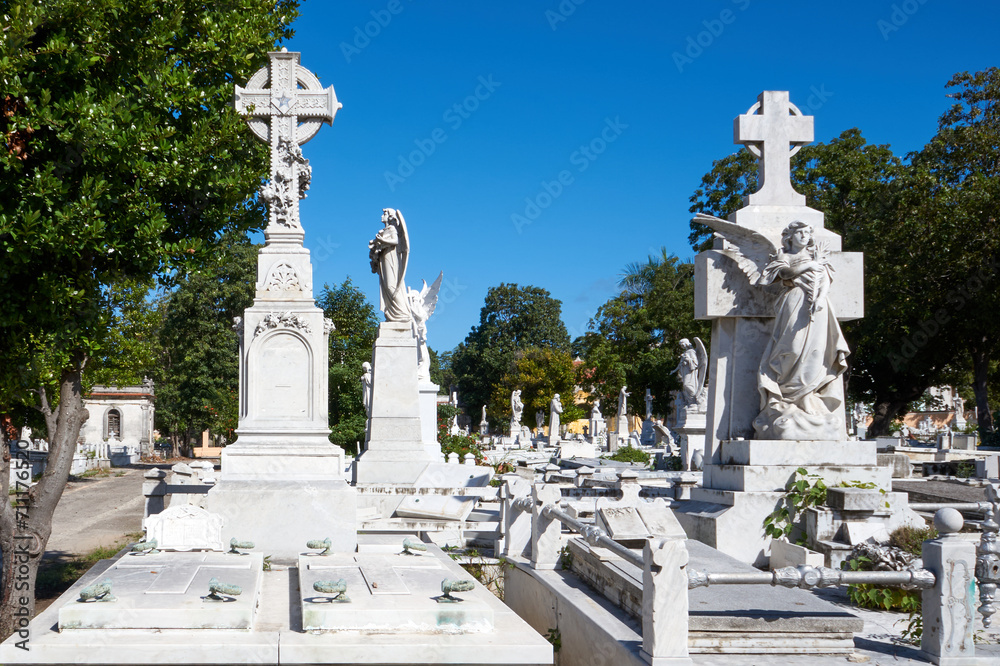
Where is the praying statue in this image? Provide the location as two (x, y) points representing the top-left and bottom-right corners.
(369, 208), (410, 322)
(617, 386), (630, 419)
(694, 214), (850, 440)
(672, 338), (708, 408)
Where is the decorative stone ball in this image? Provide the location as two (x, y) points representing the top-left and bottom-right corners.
(934, 508), (964, 535)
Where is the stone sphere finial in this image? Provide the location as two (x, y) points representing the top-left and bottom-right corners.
(934, 508), (964, 535)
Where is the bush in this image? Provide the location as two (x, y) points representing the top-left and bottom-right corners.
(603, 445), (650, 465)
(888, 524), (938, 555)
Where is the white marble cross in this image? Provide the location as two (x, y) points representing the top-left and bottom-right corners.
(734, 90), (813, 207)
(234, 49), (341, 234)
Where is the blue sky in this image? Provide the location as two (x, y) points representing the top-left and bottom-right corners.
(275, 0), (999, 352)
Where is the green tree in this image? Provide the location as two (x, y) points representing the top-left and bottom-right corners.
(915, 68), (1000, 438)
(317, 278), (379, 455)
(0, 0), (298, 638)
(155, 233), (258, 455)
(577, 252), (708, 418)
(489, 347), (581, 431)
(451, 283), (571, 418)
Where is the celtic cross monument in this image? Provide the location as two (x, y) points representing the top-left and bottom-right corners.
(208, 50), (356, 558)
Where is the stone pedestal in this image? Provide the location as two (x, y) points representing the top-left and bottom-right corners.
(640, 417), (656, 446)
(353, 322), (437, 485)
(674, 440), (891, 566)
(418, 380), (444, 462)
(673, 408), (706, 472)
(208, 238), (357, 561)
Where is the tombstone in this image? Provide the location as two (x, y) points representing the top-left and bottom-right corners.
(640, 388), (656, 446)
(207, 50), (356, 559)
(144, 505), (225, 552)
(672, 90), (895, 566)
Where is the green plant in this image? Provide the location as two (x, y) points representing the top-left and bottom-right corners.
(544, 627), (562, 653)
(888, 525), (937, 555)
(558, 545), (573, 571)
(898, 609), (923, 644)
(602, 445), (650, 465)
(954, 460), (976, 478)
(762, 468), (828, 542)
(443, 547), (510, 600)
(263, 555), (272, 572)
(36, 543), (126, 600)
(843, 555), (922, 612)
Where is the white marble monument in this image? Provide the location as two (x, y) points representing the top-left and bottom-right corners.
(207, 49), (356, 559)
(673, 91), (893, 566)
(353, 209), (443, 485)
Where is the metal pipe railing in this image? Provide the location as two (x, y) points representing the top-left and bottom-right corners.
(539, 502), (645, 570)
(687, 565), (935, 590)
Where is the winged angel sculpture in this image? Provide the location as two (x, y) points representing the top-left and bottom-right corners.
(407, 271), (443, 382)
(673, 337), (708, 410)
(694, 213), (850, 440)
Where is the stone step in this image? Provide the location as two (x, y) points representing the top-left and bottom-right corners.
(710, 464), (892, 493)
(720, 439), (877, 466)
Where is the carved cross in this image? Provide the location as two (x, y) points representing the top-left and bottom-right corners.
(234, 49), (341, 234)
(734, 90), (813, 207)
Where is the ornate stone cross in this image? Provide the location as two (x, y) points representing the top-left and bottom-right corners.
(234, 49), (341, 236)
(734, 90), (813, 207)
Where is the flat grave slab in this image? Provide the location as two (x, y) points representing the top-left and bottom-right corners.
(298, 550), (494, 633)
(58, 551), (263, 630)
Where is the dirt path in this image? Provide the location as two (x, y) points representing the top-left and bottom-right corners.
(43, 466), (149, 562)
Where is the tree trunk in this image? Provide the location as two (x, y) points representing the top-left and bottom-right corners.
(867, 397), (915, 438)
(970, 342), (994, 435)
(0, 356), (89, 641)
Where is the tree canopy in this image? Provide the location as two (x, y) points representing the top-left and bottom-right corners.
(576, 251), (708, 418)
(0, 0), (299, 638)
(451, 283), (571, 420)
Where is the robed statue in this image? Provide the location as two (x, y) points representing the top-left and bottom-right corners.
(694, 214), (850, 440)
(672, 338), (708, 408)
(370, 208), (410, 322)
(407, 271), (443, 381)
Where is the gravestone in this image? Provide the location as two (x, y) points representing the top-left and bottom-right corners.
(207, 49), (356, 559)
(673, 91), (901, 566)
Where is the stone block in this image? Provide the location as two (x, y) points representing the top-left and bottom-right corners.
(877, 452), (912, 478)
(637, 504), (687, 540)
(143, 505), (224, 552)
(839, 522), (890, 545)
(825, 487), (886, 512)
(298, 552), (493, 632)
(710, 463), (891, 493)
(975, 454), (999, 479)
(769, 539), (824, 570)
(58, 552), (263, 630)
(720, 439), (877, 466)
(597, 506), (649, 540)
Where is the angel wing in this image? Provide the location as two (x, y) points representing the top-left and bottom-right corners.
(692, 213), (778, 285)
(421, 271), (444, 320)
(693, 337), (708, 401)
(395, 209), (410, 292)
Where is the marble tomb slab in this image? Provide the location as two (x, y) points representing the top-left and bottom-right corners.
(299, 551), (494, 632)
(58, 552), (263, 630)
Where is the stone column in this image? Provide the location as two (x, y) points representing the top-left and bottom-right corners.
(921, 509), (977, 665)
(641, 537), (692, 665)
(529, 484), (562, 570)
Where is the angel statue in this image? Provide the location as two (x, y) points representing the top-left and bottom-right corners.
(369, 208), (410, 322)
(360, 362), (373, 417)
(510, 389), (524, 426)
(672, 338), (708, 410)
(407, 271), (443, 382)
(693, 213), (850, 440)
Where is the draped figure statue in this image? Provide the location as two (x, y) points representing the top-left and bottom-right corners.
(369, 208), (410, 322)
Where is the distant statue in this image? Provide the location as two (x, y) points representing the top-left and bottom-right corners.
(535, 409), (545, 431)
(369, 208), (410, 322)
(618, 386), (629, 417)
(591, 399), (602, 421)
(644, 389), (653, 419)
(673, 338), (708, 408)
(407, 271), (443, 381)
(549, 395), (563, 439)
(360, 361), (373, 417)
(694, 214), (850, 440)
(511, 390), (524, 426)
(954, 396), (965, 416)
